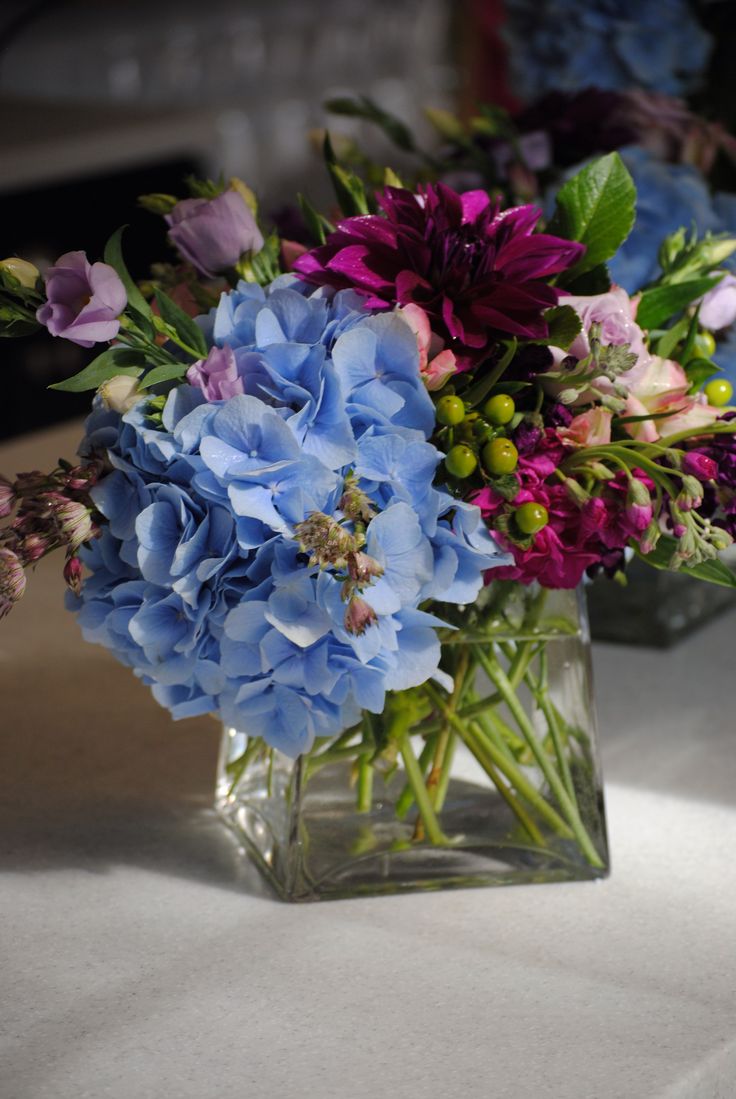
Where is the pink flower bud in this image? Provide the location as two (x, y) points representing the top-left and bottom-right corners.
(625, 479), (653, 532)
(21, 533), (50, 562)
(681, 452), (718, 481)
(63, 555), (83, 595)
(344, 595), (378, 636)
(0, 547), (26, 618)
(0, 475), (16, 518)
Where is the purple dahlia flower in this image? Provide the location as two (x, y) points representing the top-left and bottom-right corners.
(294, 183), (584, 369)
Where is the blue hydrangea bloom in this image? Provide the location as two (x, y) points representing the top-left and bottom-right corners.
(504, 0), (711, 101)
(70, 280), (510, 756)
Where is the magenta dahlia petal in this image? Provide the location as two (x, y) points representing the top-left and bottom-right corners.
(295, 181), (585, 365)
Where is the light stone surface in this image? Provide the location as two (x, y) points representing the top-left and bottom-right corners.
(2, 421), (736, 1099)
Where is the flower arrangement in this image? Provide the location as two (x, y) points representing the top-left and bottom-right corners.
(2, 138), (736, 897)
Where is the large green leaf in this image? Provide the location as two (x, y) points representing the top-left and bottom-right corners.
(549, 153), (636, 281)
(634, 537), (736, 589)
(636, 276), (721, 331)
(138, 362), (188, 389)
(537, 305), (582, 350)
(49, 346), (144, 392)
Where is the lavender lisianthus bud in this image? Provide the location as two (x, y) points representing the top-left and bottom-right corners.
(36, 251), (127, 348)
(186, 345), (243, 401)
(165, 190), (264, 279)
(0, 547), (26, 618)
(699, 274), (736, 331)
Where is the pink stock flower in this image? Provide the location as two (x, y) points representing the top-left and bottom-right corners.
(166, 190), (264, 279)
(36, 251), (127, 348)
(397, 304), (457, 390)
(559, 407), (613, 447)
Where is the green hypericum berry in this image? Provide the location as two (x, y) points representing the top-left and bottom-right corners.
(693, 331), (716, 360)
(704, 378), (733, 407)
(515, 502), (549, 534)
(435, 395), (466, 425)
(483, 394), (515, 425)
(445, 444), (478, 478)
(482, 437), (519, 475)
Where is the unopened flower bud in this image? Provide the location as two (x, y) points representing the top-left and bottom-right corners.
(681, 452), (718, 481)
(339, 474), (376, 524)
(0, 257), (40, 289)
(63, 554), (83, 595)
(0, 547), (26, 617)
(676, 475), (703, 511)
(347, 551), (384, 585)
(625, 479), (653, 531)
(295, 511), (358, 569)
(711, 528), (733, 552)
(344, 595), (378, 636)
(561, 476), (589, 507)
(639, 520), (661, 556)
(0, 475), (16, 518)
(21, 533), (50, 562)
(52, 498), (95, 550)
(99, 374), (142, 413)
(62, 460), (104, 492)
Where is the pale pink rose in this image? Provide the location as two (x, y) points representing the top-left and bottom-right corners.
(397, 303), (458, 390)
(559, 407), (613, 447)
(555, 286), (649, 365)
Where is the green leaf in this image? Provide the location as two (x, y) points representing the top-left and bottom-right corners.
(463, 340), (518, 407)
(654, 313), (690, 360)
(138, 362), (188, 389)
(634, 536), (736, 588)
(685, 357), (720, 392)
(539, 305), (582, 350)
(322, 135), (370, 217)
(325, 96), (416, 153)
(636, 276), (720, 331)
(103, 227), (152, 318)
(49, 346), (144, 392)
(562, 263), (611, 296)
(137, 192), (178, 215)
(153, 288), (207, 358)
(297, 193), (332, 245)
(548, 153), (636, 281)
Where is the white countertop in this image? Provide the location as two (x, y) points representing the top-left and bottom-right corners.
(2, 421), (736, 1099)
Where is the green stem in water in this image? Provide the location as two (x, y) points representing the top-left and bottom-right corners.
(463, 725), (545, 846)
(395, 719), (447, 846)
(396, 735), (436, 820)
(356, 754), (373, 813)
(526, 648), (576, 803)
(474, 645), (604, 869)
(225, 735), (263, 797)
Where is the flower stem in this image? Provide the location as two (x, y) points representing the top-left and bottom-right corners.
(396, 735), (436, 819)
(473, 645), (604, 869)
(396, 720), (447, 846)
(357, 754), (373, 813)
(462, 725), (545, 846)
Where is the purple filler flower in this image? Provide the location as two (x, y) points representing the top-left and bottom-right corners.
(36, 252), (127, 348)
(295, 183), (584, 370)
(165, 190), (264, 279)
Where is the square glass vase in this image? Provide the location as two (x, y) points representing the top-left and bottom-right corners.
(216, 583), (609, 901)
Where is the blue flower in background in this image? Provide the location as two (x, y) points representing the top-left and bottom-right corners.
(70, 280), (510, 756)
(504, 0), (711, 101)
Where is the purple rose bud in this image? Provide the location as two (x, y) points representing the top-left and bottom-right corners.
(0, 475), (16, 518)
(681, 451), (718, 481)
(165, 190), (264, 278)
(699, 274), (736, 332)
(36, 251), (127, 348)
(186, 344), (243, 401)
(344, 595), (378, 636)
(0, 547), (26, 618)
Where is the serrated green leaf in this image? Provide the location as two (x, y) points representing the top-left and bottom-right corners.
(153, 288), (207, 358)
(539, 305), (582, 350)
(635, 537), (736, 588)
(549, 153), (636, 281)
(49, 346), (144, 392)
(103, 227), (152, 318)
(562, 263), (612, 296)
(138, 362), (188, 389)
(636, 276), (720, 331)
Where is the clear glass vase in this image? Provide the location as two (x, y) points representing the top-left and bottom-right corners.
(215, 582), (609, 901)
